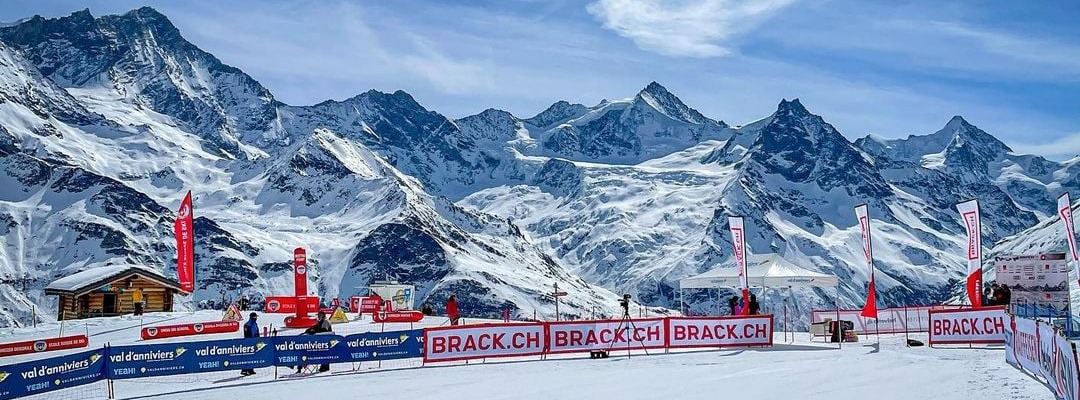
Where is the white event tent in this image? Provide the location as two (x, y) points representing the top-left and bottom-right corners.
(680, 253), (839, 290)
(678, 254), (839, 318)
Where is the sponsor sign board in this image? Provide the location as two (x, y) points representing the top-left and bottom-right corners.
(272, 335), (346, 367)
(928, 307), (1006, 345)
(0, 335), (89, 358)
(546, 319), (666, 354)
(107, 338), (273, 379)
(343, 329), (423, 362)
(667, 315), (773, 348)
(424, 323), (545, 362)
(140, 321), (239, 340)
(0, 349), (105, 400)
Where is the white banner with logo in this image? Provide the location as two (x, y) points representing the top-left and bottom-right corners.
(855, 204), (873, 277)
(1005, 315), (1080, 400)
(956, 199), (983, 307)
(424, 323), (546, 362)
(1060, 193), (1080, 284)
(728, 216), (749, 293)
(667, 315), (773, 348)
(928, 307), (1006, 345)
(546, 318), (666, 354)
(810, 306), (964, 334)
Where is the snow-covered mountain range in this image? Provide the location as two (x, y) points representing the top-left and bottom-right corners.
(0, 7), (1075, 328)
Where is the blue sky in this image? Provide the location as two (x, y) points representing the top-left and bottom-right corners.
(3, 0), (1079, 157)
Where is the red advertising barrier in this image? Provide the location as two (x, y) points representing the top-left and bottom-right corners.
(351, 296), (382, 314)
(667, 315), (773, 349)
(140, 321), (240, 340)
(425, 323), (546, 362)
(546, 318), (666, 355)
(927, 306), (1006, 346)
(374, 310), (424, 323)
(264, 296), (320, 314)
(423, 316), (778, 363)
(0, 335), (89, 358)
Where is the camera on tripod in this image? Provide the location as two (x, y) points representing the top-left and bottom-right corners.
(618, 294), (631, 314)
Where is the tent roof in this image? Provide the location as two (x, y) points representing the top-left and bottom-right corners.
(679, 254), (838, 289)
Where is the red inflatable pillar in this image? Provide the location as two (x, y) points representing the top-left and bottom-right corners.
(284, 248), (316, 328)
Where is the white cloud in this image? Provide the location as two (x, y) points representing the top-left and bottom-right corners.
(586, 0), (796, 58)
(1010, 133), (1080, 161)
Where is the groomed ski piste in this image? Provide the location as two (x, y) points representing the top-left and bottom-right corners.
(0, 310), (1054, 400)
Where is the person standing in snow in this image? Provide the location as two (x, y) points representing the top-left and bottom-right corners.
(727, 296), (738, 316)
(749, 293), (761, 315)
(132, 288), (144, 316)
(446, 295), (460, 326)
(241, 312), (259, 376)
(1000, 284), (1012, 308)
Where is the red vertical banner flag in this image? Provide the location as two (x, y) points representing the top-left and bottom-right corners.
(855, 204), (877, 318)
(174, 191), (195, 293)
(956, 199), (982, 308)
(728, 216), (750, 315)
(1058, 194), (1080, 279)
(293, 247), (308, 296)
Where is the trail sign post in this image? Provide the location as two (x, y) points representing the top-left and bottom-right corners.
(552, 283), (567, 321)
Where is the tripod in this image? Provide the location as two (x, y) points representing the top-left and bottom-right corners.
(605, 305), (650, 359)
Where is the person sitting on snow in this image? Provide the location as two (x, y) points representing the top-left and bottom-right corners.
(301, 312), (334, 373)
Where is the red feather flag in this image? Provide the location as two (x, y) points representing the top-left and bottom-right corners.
(856, 204), (877, 318)
(175, 191), (195, 293)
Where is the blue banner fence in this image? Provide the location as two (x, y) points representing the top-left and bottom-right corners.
(0, 329), (423, 400)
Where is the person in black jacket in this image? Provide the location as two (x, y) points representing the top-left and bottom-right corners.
(727, 296), (738, 315)
(421, 302), (434, 316)
(749, 293), (761, 315)
(241, 313), (259, 376)
(301, 312), (333, 373)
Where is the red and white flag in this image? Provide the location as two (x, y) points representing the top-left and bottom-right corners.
(1058, 193), (1080, 282)
(956, 199), (982, 307)
(175, 191), (195, 293)
(728, 216), (750, 315)
(855, 204), (877, 318)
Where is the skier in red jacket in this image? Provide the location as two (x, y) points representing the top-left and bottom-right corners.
(446, 295), (460, 325)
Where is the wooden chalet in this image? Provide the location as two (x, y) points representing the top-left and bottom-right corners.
(44, 264), (187, 320)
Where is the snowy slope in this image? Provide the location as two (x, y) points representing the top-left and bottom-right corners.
(463, 100), (1038, 328)
(521, 82), (732, 164)
(0, 7), (283, 159)
(0, 9), (640, 328)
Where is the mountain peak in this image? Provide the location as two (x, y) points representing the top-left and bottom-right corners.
(70, 8), (94, 20)
(524, 100), (588, 128)
(934, 115), (1010, 153)
(776, 98), (809, 116)
(633, 81), (713, 125)
(639, 81), (672, 98)
(126, 6), (167, 19)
